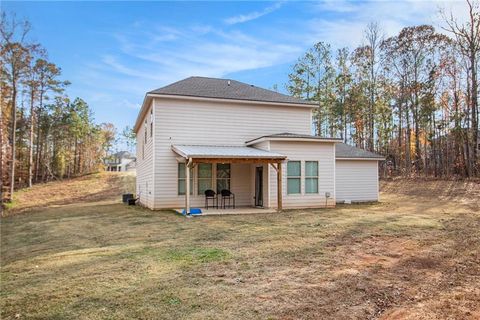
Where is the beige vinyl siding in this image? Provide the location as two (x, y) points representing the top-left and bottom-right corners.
(335, 160), (379, 202)
(135, 101), (155, 209)
(151, 97), (312, 209)
(157, 162), (252, 208)
(268, 141), (336, 208)
(155, 98), (311, 145)
(252, 140), (270, 151)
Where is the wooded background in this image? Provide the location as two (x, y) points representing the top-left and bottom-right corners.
(286, 1), (479, 178)
(1, 13), (118, 205)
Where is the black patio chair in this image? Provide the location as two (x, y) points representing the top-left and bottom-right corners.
(204, 189), (218, 209)
(220, 189), (235, 209)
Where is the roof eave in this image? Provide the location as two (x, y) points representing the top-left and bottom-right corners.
(336, 157), (385, 161)
(171, 145), (287, 160)
(246, 136), (342, 145)
(133, 94), (153, 133)
(147, 93), (317, 108)
(184, 155), (286, 159)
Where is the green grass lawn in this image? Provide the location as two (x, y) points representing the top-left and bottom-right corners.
(1, 178), (479, 319)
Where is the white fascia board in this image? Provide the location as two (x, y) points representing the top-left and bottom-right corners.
(335, 157), (385, 161)
(246, 137), (340, 146)
(147, 93), (316, 109)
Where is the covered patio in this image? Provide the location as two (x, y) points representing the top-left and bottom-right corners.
(171, 145), (287, 215)
(173, 207), (278, 216)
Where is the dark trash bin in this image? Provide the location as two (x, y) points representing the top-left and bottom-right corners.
(122, 193), (134, 203)
(128, 198), (137, 206)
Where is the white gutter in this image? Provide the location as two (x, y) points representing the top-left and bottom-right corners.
(335, 157), (385, 161)
(246, 137), (341, 146)
(171, 145), (287, 160)
(147, 93), (317, 108)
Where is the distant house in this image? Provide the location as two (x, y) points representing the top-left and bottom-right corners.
(133, 76), (384, 212)
(105, 151), (136, 172)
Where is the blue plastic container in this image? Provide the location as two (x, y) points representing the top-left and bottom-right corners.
(182, 208), (202, 215)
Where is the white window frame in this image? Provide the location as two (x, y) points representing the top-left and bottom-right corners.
(304, 161), (319, 194)
(287, 161), (301, 195)
(178, 163), (193, 195)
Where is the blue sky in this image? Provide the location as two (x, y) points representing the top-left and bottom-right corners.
(2, 1), (469, 133)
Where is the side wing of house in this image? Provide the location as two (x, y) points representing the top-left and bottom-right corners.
(335, 160), (379, 203)
(334, 143), (383, 203)
(135, 101), (155, 208)
(267, 141), (336, 208)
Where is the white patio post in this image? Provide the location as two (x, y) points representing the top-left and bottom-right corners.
(185, 158), (191, 215)
(277, 161), (283, 212)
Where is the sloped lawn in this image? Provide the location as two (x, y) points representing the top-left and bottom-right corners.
(1, 179), (479, 319)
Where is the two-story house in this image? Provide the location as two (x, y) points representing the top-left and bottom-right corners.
(105, 151), (136, 172)
(133, 77), (384, 213)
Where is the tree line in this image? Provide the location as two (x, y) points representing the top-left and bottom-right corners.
(1, 13), (117, 206)
(287, 1), (479, 178)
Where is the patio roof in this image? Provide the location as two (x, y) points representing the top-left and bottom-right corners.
(174, 144), (287, 214)
(171, 145), (286, 162)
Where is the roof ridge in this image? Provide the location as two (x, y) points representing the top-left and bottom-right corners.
(146, 76), (315, 106)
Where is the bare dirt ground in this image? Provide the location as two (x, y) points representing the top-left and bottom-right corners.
(2, 172), (135, 215)
(1, 175), (479, 319)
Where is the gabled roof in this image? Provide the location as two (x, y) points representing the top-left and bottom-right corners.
(149, 76), (315, 106)
(135, 77), (316, 132)
(113, 151), (135, 159)
(335, 143), (385, 160)
(172, 145), (286, 160)
(246, 132), (341, 145)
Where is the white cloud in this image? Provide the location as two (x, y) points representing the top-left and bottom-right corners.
(224, 1), (284, 25)
(120, 99), (141, 110)
(314, 0), (359, 13)
(304, 0), (472, 50)
(98, 24), (302, 88)
(74, 0), (474, 121)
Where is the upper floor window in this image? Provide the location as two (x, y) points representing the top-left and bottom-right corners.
(305, 161), (318, 194)
(150, 109), (153, 138)
(287, 161), (301, 194)
(144, 120), (147, 143)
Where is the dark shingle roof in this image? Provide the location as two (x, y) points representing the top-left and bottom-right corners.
(335, 143), (384, 159)
(113, 151), (135, 159)
(246, 132), (341, 144)
(148, 76), (315, 106)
